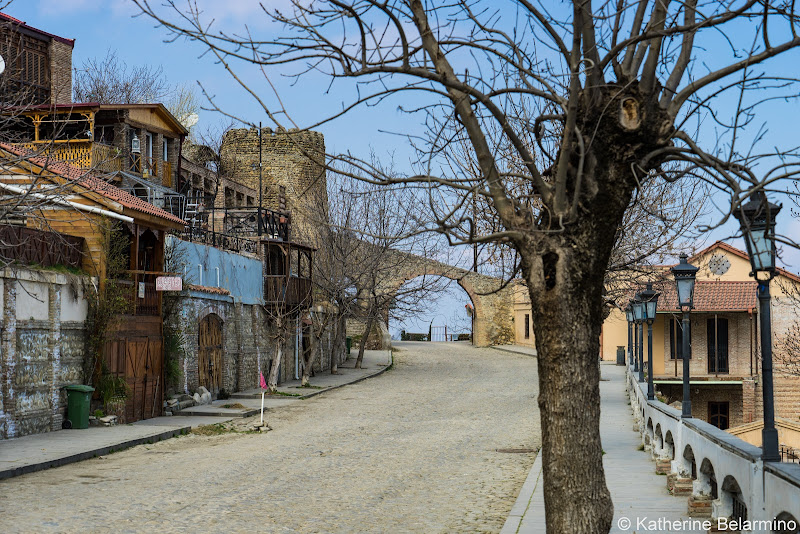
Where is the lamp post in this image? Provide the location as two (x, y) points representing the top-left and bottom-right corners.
(640, 283), (661, 401)
(633, 295), (646, 382)
(625, 303), (634, 367)
(734, 190), (782, 462)
(671, 253), (698, 418)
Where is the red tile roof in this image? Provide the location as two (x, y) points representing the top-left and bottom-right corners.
(0, 143), (185, 226)
(185, 284), (231, 296)
(648, 280), (758, 312)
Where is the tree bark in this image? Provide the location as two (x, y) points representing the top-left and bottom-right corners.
(331, 315), (346, 374)
(301, 331), (320, 386)
(522, 160), (635, 533)
(355, 313), (375, 369)
(267, 317), (284, 392)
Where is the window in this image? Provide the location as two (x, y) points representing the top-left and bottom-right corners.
(669, 318), (692, 359)
(524, 314), (530, 339)
(707, 317), (729, 373)
(708, 401), (729, 430)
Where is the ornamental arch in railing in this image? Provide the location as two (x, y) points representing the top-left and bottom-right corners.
(664, 431), (675, 460)
(697, 458), (718, 499)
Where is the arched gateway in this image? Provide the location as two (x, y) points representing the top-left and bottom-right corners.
(386, 254), (515, 347)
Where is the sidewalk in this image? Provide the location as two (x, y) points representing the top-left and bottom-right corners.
(0, 349), (392, 481)
(502, 362), (705, 534)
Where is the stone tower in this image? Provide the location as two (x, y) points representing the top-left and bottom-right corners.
(220, 127), (329, 246)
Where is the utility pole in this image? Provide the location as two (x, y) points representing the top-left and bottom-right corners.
(257, 122), (263, 236)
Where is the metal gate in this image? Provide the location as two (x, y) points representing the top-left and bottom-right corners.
(198, 314), (223, 394)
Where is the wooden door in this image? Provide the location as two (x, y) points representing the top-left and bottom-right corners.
(198, 314), (223, 394)
(104, 316), (163, 423)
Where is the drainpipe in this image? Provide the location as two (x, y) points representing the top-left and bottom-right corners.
(215, 267), (220, 287)
(197, 264), (203, 286)
(0, 182), (134, 223)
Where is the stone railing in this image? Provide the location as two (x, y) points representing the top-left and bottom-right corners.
(627, 366), (800, 531)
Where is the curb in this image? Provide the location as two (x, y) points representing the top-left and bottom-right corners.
(173, 408), (261, 418)
(500, 449), (543, 534)
(0, 426), (191, 481)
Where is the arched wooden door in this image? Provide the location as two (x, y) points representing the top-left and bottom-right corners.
(198, 314), (223, 394)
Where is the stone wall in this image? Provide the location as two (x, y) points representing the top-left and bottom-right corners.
(0, 268), (88, 440)
(170, 290), (336, 394)
(220, 127), (328, 247)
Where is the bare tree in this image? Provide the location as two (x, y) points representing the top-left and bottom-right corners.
(136, 2), (800, 531)
(74, 49), (170, 104)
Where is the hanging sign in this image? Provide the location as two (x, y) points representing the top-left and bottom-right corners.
(156, 276), (183, 291)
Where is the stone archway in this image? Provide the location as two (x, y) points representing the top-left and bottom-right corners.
(385, 255), (514, 347)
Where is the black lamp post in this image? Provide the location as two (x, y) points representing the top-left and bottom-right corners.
(633, 295), (646, 382)
(640, 283), (661, 401)
(734, 190), (782, 462)
(625, 303), (634, 367)
(671, 253), (698, 418)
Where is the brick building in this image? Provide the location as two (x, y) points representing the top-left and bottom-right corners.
(0, 12), (73, 106)
(599, 241), (800, 432)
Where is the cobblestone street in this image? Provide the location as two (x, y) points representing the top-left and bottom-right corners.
(2, 342), (540, 534)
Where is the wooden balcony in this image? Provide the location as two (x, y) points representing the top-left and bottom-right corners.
(15, 140), (122, 173)
(13, 141), (175, 185)
(264, 275), (312, 310)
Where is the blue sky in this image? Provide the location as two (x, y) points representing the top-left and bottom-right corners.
(7, 1), (800, 335)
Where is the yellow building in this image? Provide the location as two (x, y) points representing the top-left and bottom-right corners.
(514, 241), (800, 430)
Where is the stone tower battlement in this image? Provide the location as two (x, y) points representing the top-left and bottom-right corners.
(221, 127), (328, 246)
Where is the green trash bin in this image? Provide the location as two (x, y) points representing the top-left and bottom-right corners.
(346, 337), (352, 355)
(64, 384), (95, 429)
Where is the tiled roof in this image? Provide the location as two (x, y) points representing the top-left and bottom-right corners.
(690, 240), (800, 284)
(0, 143), (185, 226)
(185, 284), (231, 296)
(655, 280), (758, 312)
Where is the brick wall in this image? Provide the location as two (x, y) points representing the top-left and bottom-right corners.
(48, 40), (72, 104)
(662, 312), (757, 377)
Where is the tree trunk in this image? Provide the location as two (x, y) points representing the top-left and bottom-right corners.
(521, 160), (636, 532)
(331, 315), (345, 374)
(267, 343), (282, 393)
(301, 332), (320, 386)
(355, 313), (375, 369)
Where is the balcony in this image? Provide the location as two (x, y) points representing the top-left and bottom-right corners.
(264, 275), (312, 310)
(263, 241), (313, 311)
(13, 141), (175, 185)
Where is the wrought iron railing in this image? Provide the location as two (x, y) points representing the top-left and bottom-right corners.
(0, 224), (84, 269)
(178, 226), (259, 255)
(780, 445), (800, 464)
(223, 207), (290, 241)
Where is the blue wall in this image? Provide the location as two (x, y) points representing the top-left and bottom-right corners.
(168, 236), (263, 305)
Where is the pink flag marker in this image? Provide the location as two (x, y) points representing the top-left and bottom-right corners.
(260, 372), (268, 390)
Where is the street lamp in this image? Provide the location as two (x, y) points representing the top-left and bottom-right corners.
(734, 190), (782, 462)
(640, 283), (661, 401)
(671, 253), (698, 418)
(625, 303), (634, 367)
(632, 295), (646, 382)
